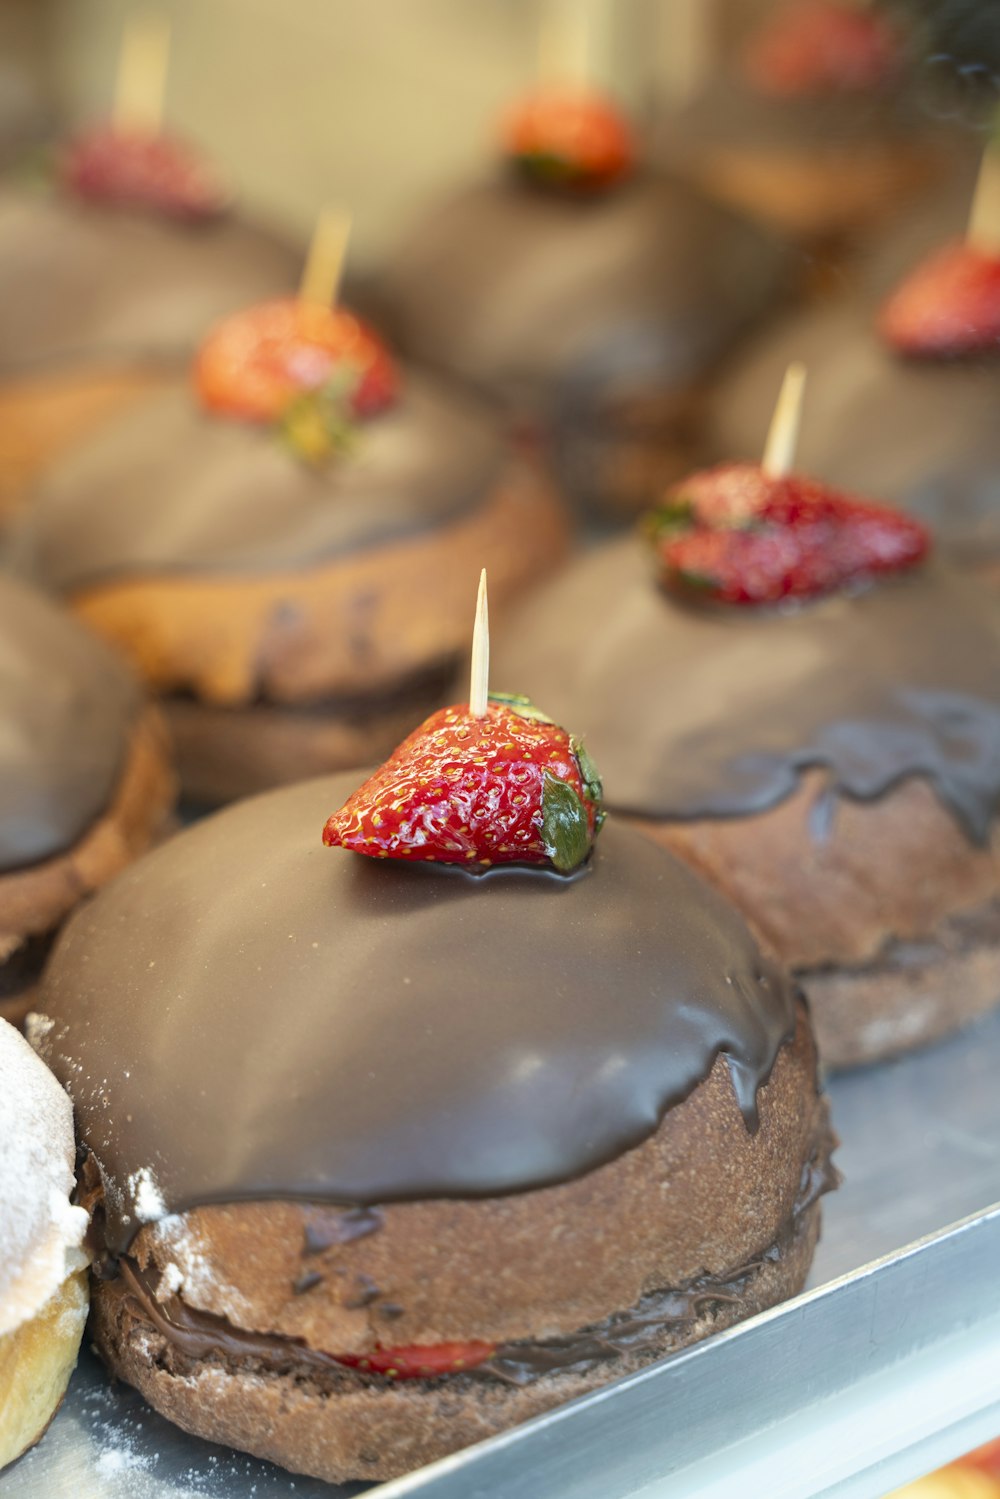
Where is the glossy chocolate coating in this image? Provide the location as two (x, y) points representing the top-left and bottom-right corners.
(0, 574), (140, 871)
(490, 540), (1000, 843)
(366, 170), (790, 417)
(37, 775), (797, 1253)
(15, 375), (506, 588)
(0, 188), (299, 376)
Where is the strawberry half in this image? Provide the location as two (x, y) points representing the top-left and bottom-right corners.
(742, 0), (902, 96)
(194, 297), (399, 424)
(61, 125), (230, 221)
(323, 696), (604, 873)
(877, 241), (1000, 358)
(334, 1339), (495, 1379)
(650, 463), (929, 607)
(503, 91), (634, 191)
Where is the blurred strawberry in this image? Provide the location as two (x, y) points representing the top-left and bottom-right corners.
(743, 0), (902, 96)
(503, 90), (634, 190)
(194, 297), (398, 423)
(878, 241), (1000, 357)
(323, 696), (603, 874)
(650, 462), (929, 606)
(335, 1340), (495, 1379)
(62, 125), (229, 221)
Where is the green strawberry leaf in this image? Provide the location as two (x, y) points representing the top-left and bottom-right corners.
(570, 735), (604, 811)
(670, 567), (720, 594)
(541, 771), (592, 873)
(278, 369), (361, 467)
(488, 691), (555, 726)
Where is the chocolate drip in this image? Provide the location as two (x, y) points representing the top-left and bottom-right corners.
(490, 541), (1000, 845)
(0, 574), (140, 871)
(37, 776), (796, 1252)
(112, 1106), (836, 1388)
(14, 376), (506, 589)
(0, 189), (299, 375)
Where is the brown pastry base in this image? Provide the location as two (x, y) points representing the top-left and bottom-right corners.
(632, 772), (1000, 1068)
(686, 143), (932, 240)
(0, 366), (165, 523)
(0, 1271), (89, 1471)
(72, 460), (569, 706)
(164, 671), (453, 806)
(88, 1008), (833, 1481)
(0, 706), (176, 1020)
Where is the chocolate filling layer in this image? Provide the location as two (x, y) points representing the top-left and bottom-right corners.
(38, 778), (797, 1252)
(490, 540), (1000, 845)
(114, 1106), (836, 1390)
(0, 574), (140, 871)
(14, 375), (506, 588)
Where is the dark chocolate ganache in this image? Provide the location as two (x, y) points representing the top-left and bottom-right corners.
(0, 189), (299, 376)
(0, 574), (141, 872)
(366, 171), (790, 418)
(710, 300), (1000, 568)
(13, 374), (506, 589)
(36, 775), (797, 1253)
(490, 540), (1000, 844)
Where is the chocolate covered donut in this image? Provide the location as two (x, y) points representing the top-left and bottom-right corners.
(12, 373), (568, 802)
(491, 536), (1000, 1066)
(0, 574), (175, 1025)
(0, 159), (298, 515)
(365, 165), (791, 520)
(35, 774), (835, 1481)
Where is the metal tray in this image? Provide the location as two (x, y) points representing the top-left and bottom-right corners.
(9, 1005), (1000, 1499)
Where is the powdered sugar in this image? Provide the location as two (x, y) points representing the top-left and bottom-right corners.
(130, 1166), (168, 1224)
(0, 1018), (88, 1335)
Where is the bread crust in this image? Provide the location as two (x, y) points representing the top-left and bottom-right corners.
(0, 706), (176, 990)
(70, 461), (569, 706)
(89, 1009), (831, 1480)
(632, 772), (1000, 1065)
(0, 1270), (89, 1471)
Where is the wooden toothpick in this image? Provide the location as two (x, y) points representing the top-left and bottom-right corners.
(762, 362), (807, 479)
(469, 570), (490, 719)
(113, 11), (171, 135)
(538, 0), (591, 89)
(299, 208), (353, 311)
(967, 140), (1000, 256)
(657, 0), (714, 111)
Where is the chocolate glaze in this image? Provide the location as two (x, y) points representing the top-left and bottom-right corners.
(365, 171), (790, 419)
(13, 375), (506, 589)
(490, 540), (1000, 844)
(112, 1108), (836, 1387)
(0, 188), (299, 376)
(0, 574), (140, 871)
(36, 775), (796, 1253)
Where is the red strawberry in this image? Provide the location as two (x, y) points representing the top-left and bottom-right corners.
(743, 1), (902, 96)
(334, 1339), (495, 1379)
(323, 695), (603, 873)
(650, 462), (929, 606)
(194, 297), (398, 425)
(877, 241), (1000, 358)
(503, 91), (634, 191)
(61, 125), (229, 221)
(957, 1441), (1000, 1480)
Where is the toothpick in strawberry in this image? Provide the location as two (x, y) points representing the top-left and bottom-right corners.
(61, 13), (230, 221)
(323, 570), (604, 872)
(648, 362), (929, 605)
(878, 139), (1000, 358)
(194, 208), (398, 439)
